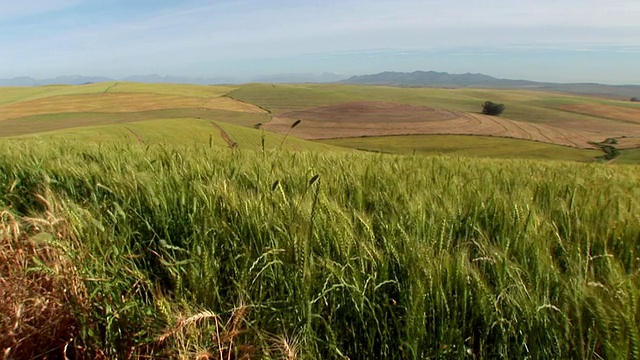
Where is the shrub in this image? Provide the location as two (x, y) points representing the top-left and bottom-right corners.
(482, 101), (505, 116)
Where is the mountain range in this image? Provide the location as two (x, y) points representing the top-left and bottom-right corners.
(0, 73), (345, 86)
(341, 71), (640, 99)
(0, 74), (236, 86)
(1, 71), (638, 99)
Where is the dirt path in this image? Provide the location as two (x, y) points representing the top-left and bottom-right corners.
(104, 82), (119, 93)
(210, 122), (238, 148)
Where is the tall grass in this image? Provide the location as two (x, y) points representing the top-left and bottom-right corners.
(0, 138), (639, 359)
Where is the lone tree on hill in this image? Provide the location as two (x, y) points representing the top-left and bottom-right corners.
(631, 97), (639, 102)
(482, 101), (505, 116)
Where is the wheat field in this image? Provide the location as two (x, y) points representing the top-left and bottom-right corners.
(1, 137), (639, 359)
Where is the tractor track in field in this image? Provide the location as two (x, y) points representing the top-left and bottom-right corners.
(530, 124), (553, 143)
(210, 121), (238, 148)
(512, 121), (534, 140)
(125, 127), (145, 144)
(546, 126), (581, 148)
(467, 114), (483, 125)
(481, 114), (510, 135)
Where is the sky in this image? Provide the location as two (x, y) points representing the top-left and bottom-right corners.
(1, 0), (639, 84)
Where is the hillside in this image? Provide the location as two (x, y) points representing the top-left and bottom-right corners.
(0, 82), (264, 136)
(228, 83), (640, 159)
(2, 82), (640, 163)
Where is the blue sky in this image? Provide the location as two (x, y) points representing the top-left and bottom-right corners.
(1, 0), (639, 84)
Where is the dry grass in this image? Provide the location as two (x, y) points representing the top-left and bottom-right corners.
(266, 333), (301, 360)
(0, 195), (86, 360)
(157, 305), (255, 360)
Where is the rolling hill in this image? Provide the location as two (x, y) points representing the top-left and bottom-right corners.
(228, 83), (640, 154)
(2, 81), (640, 162)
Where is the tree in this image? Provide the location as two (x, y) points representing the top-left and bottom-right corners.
(482, 101), (505, 116)
(631, 97), (639, 102)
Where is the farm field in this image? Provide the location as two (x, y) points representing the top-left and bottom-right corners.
(2, 139), (640, 359)
(15, 118), (339, 152)
(0, 82), (266, 138)
(2, 82), (640, 161)
(229, 84), (640, 150)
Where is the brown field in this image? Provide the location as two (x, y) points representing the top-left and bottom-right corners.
(282, 101), (459, 122)
(558, 104), (640, 123)
(0, 93), (265, 122)
(266, 101), (640, 149)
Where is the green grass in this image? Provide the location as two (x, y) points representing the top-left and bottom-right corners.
(321, 135), (602, 162)
(1, 139), (640, 359)
(615, 148), (640, 164)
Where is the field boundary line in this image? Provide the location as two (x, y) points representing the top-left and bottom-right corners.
(104, 82), (119, 93)
(223, 93), (272, 115)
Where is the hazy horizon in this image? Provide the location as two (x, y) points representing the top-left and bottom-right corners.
(2, 0), (639, 85)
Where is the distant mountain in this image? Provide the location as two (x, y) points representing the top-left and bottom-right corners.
(250, 72), (347, 84)
(50, 75), (113, 85)
(0, 76), (40, 86)
(122, 74), (238, 85)
(0, 72), (346, 86)
(341, 71), (640, 99)
(341, 70), (539, 88)
(3, 71), (639, 99)
(0, 74), (236, 86)
(0, 75), (111, 86)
